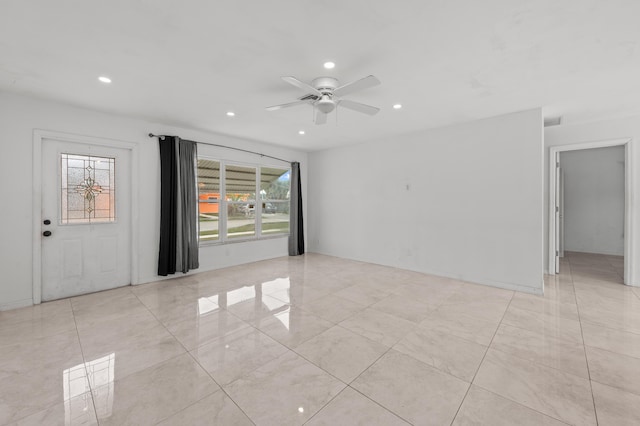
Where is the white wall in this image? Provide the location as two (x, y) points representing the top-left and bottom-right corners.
(560, 147), (625, 256)
(545, 115), (639, 286)
(0, 92), (307, 310)
(308, 109), (544, 294)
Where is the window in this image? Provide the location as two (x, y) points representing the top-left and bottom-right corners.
(225, 164), (256, 239)
(61, 153), (115, 224)
(197, 159), (220, 241)
(197, 159), (290, 243)
(260, 167), (290, 236)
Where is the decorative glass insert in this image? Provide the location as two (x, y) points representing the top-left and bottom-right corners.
(61, 154), (115, 224)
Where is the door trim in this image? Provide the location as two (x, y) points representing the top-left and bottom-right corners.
(32, 130), (140, 304)
(548, 138), (634, 285)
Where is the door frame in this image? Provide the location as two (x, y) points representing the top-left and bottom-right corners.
(548, 138), (634, 285)
(32, 129), (140, 304)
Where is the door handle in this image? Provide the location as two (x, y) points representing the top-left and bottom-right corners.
(43, 231), (52, 237)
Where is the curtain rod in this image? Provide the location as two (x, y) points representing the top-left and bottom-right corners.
(148, 133), (293, 164)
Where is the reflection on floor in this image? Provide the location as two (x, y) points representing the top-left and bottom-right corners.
(1, 251), (639, 425)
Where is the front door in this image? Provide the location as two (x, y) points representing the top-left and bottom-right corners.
(41, 138), (131, 301)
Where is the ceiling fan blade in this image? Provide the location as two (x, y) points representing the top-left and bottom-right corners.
(339, 99), (380, 116)
(333, 75), (381, 97)
(315, 109), (328, 125)
(281, 76), (323, 96)
(265, 99), (310, 111)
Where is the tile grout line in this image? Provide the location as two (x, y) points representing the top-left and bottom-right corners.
(478, 386), (575, 426)
(448, 290), (514, 426)
(453, 289), (578, 426)
(190, 295), (338, 425)
(224, 301), (381, 424)
(338, 385), (416, 426)
(489, 272), (640, 380)
(294, 287), (509, 425)
(297, 278), (425, 426)
(0, 305), (77, 424)
(292, 298), (413, 423)
(568, 254), (638, 417)
(101, 289), (195, 423)
(130, 287), (258, 425)
(583, 343), (640, 362)
(130, 287), (192, 354)
(68, 297), (101, 425)
(197, 323), (264, 426)
(568, 255), (600, 426)
(465, 256), (628, 424)
(129, 288), (206, 424)
(578, 318), (640, 337)
(318, 343), (413, 424)
(302, 286), (480, 423)
(474, 336), (593, 384)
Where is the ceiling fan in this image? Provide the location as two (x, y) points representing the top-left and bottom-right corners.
(266, 75), (381, 124)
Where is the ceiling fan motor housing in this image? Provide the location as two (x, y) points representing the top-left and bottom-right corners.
(311, 77), (338, 92)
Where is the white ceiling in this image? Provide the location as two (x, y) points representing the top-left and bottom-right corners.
(1, 0), (639, 151)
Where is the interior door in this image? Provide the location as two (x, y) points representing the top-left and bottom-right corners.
(41, 138), (131, 301)
(559, 168), (565, 258)
(554, 152), (561, 274)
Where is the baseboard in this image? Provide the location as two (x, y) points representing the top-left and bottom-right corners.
(565, 250), (624, 257)
(0, 298), (33, 311)
(308, 249), (544, 295)
(137, 253), (289, 286)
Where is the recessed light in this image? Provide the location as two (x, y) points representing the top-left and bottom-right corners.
(298, 407), (305, 413)
(98, 76), (111, 84)
(298, 130), (305, 135)
(393, 104), (402, 109)
(323, 61), (335, 69)
(226, 111), (235, 117)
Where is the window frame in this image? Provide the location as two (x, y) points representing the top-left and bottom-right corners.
(197, 159), (221, 243)
(197, 157), (290, 246)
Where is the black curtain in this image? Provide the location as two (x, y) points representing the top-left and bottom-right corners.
(288, 162), (305, 256)
(158, 136), (199, 276)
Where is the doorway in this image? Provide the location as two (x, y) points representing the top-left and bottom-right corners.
(32, 130), (139, 304)
(548, 138), (634, 285)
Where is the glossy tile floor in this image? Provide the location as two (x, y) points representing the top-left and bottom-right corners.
(1, 252), (639, 425)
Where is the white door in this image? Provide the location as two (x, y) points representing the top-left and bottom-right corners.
(41, 138), (131, 301)
(554, 152), (561, 274)
(559, 168), (565, 258)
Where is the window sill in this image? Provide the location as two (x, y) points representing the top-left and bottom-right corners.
(199, 233), (289, 247)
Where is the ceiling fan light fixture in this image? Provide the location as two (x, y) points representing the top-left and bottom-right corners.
(316, 95), (335, 114)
